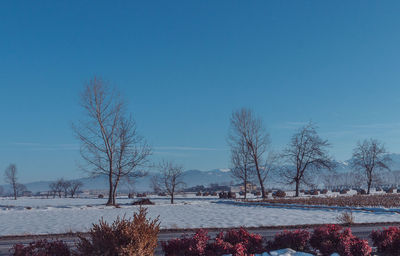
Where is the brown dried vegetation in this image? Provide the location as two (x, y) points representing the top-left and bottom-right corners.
(258, 194), (400, 208)
(76, 208), (160, 256)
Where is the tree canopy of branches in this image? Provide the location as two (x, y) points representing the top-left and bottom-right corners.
(281, 122), (335, 197)
(73, 77), (151, 205)
(228, 108), (271, 199)
(69, 180), (83, 198)
(350, 138), (391, 194)
(4, 164), (19, 200)
(153, 161), (185, 204)
(49, 179), (64, 198)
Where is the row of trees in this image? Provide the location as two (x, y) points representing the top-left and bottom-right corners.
(228, 108), (391, 197)
(49, 179), (83, 198)
(6, 78), (389, 204)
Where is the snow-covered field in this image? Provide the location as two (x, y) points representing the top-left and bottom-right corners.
(1, 196), (400, 236)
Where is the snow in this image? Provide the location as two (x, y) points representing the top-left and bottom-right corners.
(224, 250), (314, 256)
(0, 197), (400, 236)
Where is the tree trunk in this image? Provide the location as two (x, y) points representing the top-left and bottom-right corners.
(171, 187), (174, 204)
(112, 177), (121, 205)
(13, 185), (16, 200)
(367, 180), (372, 195)
(244, 175), (247, 200)
(295, 180), (300, 197)
(254, 159), (266, 199)
(106, 173), (113, 205)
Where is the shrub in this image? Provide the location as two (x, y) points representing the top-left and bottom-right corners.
(132, 198), (154, 205)
(162, 228), (263, 256)
(218, 227), (263, 254)
(253, 191), (261, 196)
(358, 189), (367, 195)
(336, 211), (355, 226)
(76, 207), (160, 256)
(386, 188), (394, 194)
(273, 190), (286, 198)
(97, 194), (104, 198)
(12, 239), (71, 256)
(161, 229), (209, 256)
(311, 190), (319, 195)
(267, 229), (311, 252)
(350, 238), (372, 256)
(370, 226), (400, 255)
(310, 225), (371, 256)
(340, 189), (348, 194)
(321, 189), (328, 194)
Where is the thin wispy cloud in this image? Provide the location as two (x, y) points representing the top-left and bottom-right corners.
(274, 121), (309, 129)
(8, 142), (79, 151)
(155, 146), (227, 151)
(346, 122), (400, 129)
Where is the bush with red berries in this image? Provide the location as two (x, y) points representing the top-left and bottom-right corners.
(266, 229), (311, 252)
(310, 224), (371, 256)
(162, 228), (263, 256)
(12, 239), (71, 256)
(161, 229), (210, 256)
(370, 226), (400, 255)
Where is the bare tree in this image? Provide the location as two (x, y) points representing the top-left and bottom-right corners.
(69, 180), (83, 198)
(0, 185), (3, 196)
(73, 78), (151, 205)
(228, 108), (270, 199)
(60, 179), (71, 198)
(150, 175), (162, 194)
(49, 179), (63, 198)
(16, 183), (27, 197)
(230, 137), (253, 199)
(154, 161), (185, 204)
(281, 122), (335, 197)
(350, 139), (391, 194)
(4, 164), (18, 200)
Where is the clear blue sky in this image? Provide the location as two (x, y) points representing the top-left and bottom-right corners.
(2, 1), (400, 183)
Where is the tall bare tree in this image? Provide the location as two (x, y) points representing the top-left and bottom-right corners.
(228, 108), (270, 199)
(4, 164), (18, 200)
(230, 137), (253, 199)
(281, 122), (335, 197)
(153, 161), (185, 204)
(350, 139), (391, 194)
(73, 77), (151, 205)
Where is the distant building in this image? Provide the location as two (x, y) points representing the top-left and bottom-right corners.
(21, 191), (32, 197)
(230, 182), (258, 193)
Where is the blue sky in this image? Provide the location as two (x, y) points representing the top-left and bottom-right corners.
(1, 1), (400, 182)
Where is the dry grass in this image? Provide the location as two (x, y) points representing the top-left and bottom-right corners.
(336, 211), (355, 226)
(255, 194), (400, 208)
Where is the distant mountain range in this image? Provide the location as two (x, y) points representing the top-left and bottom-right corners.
(3, 169), (235, 193)
(4, 153), (400, 193)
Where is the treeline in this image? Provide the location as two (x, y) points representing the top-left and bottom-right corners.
(48, 178), (83, 198)
(228, 108), (392, 197)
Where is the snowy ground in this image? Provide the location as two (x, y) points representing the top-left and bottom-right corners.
(1, 196), (400, 236)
